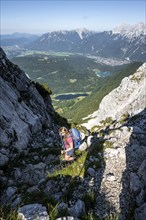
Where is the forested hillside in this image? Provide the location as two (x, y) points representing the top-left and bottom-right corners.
(63, 62), (143, 123)
(12, 54), (142, 123)
(12, 54), (102, 94)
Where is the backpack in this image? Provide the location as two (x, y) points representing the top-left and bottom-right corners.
(69, 128), (81, 149)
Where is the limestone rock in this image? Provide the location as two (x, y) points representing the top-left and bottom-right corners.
(0, 47), (57, 167)
(83, 63), (146, 129)
(18, 203), (49, 220)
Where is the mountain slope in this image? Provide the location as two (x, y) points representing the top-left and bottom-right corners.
(12, 54), (110, 94)
(0, 47), (67, 166)
(28, 29), (91, 52)
(83, 62), (146, 129)
(0, 33), (39, 46)
(63, 62), (143, 122)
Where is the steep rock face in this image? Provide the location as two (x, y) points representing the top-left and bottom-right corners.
(83, 63), (146, 129)
(81, 62), (146, 218)
(98, 109), (146, 219)
(0, 47), (60, 166)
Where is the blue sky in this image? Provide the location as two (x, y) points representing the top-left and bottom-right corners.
(1, 0), (145, 34)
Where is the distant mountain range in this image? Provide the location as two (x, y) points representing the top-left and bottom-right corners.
(26, 23), (146, 62)
(0, 32), (39, 46)
(1, 23), (146, 61)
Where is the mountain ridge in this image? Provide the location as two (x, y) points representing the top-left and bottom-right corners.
(25, 23), (146, 62)
(1, 23), (145, 61)
(112, 22), (146, 37)
(1, 22), (145, 37)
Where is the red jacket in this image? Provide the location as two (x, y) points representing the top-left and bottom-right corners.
(64, 134), (73, 150)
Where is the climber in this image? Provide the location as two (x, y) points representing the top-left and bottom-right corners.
(59, 127), (75, 161)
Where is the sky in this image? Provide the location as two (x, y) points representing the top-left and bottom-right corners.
(1, 0), (146, 34)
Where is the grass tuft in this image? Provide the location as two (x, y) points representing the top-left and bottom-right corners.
(48, 151), (88, 178)
(0, 206), (19, 220)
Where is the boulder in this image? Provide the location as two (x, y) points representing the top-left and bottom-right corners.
(135, 203), (146, 220)
(69, 199), (86, 218)
(18, 203), (49, 220)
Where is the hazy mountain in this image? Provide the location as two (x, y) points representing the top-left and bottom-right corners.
(0, 32), (39, 46)
(1, 32), (39, 39)
(25, 23), (146, 62)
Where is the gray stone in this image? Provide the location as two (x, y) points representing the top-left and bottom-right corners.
(14, 163), (47, 185)
(44, 180), (56, 195)
(14, 168), (22, 180)
(0, 153), (9, 166)
(6, 186), (17, 199)
(34, 162), (46, 170)
(0, 130), (10, 146)
(51, 192), (63, 202)
(57, 202), (68, 213)
(18, 203), (49, 220)
(136, 189), (146, 207)
(27, 186), (39, 193)
(130, 172), (143, 195)
(69, 199), (86, 218)
(135, 203), (146, 220)
(11, 196), (21, 208)
(87, 167), (95, 177)
(56, 217), (77, 220)
(138, 159), (146, 185)
(1, 186), (18, 205)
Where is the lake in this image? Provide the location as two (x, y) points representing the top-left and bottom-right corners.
(55, 93), (88, 100)
(96, 71), (112, 77)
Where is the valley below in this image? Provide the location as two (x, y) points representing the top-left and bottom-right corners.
(7, 48), (140, 123)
